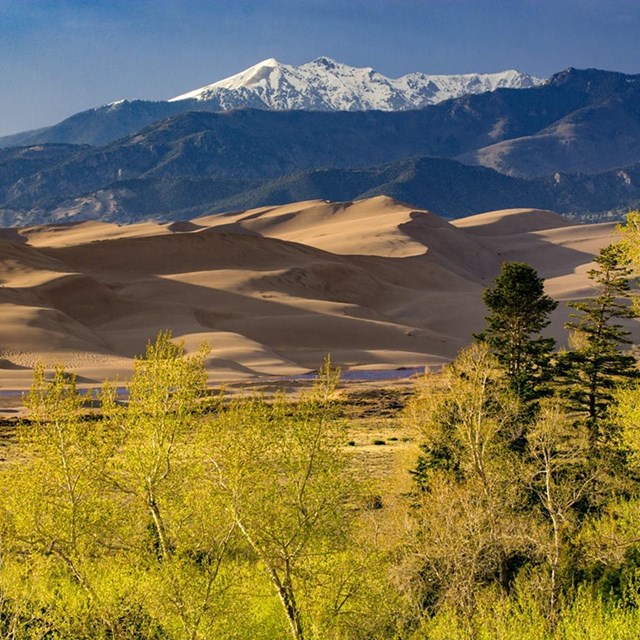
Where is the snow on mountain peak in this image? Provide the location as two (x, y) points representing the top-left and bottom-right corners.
(169, 57), (544, 111)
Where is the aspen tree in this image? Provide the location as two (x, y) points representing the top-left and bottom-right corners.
(205, 359), (352, 640)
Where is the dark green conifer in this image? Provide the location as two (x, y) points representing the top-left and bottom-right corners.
(559, 243), (638, 443)
(475, 262), (558, 406)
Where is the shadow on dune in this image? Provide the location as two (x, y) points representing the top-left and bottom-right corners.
(2, 210), (625, 376)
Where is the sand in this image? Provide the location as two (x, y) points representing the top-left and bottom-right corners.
(0, 196), (636, 390)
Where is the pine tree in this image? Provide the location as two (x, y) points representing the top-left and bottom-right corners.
(559, 244), (638, 442)
(475, 262), (558, 406)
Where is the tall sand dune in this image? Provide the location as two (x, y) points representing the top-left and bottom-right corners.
(0, 198), (636, 388)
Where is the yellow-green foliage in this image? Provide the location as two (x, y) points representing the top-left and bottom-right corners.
(618, 210), (640, 314)
(614, 383), (640, 468)
(0, 338), (385, 640)
(414, 588), (640, 640)
(2, 334), (640, 638)
(618, 211), (640, 270)
(405, 344), (535, 612)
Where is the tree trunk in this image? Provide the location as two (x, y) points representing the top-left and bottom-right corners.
(269, 564), (305, 640)
(148, 491), (171, 560)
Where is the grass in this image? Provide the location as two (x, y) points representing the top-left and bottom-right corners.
(336, 382), (417, 483)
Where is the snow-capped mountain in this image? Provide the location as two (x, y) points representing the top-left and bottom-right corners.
(169, 56), (544, 111)
(0, 57), (546, 149)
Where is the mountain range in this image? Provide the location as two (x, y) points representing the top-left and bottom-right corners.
(169, 56), (542, 110)
(1, 64), (640, 226)
(0, 58), (541, 148)
(5, 155), (640, 227)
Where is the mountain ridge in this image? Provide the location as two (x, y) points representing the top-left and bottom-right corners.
(3, 153), (640, 227)
(2, 67), (640, 225)
(169, 56), (542, 111)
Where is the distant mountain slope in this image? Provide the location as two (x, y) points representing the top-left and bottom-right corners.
(201, 158), (640, 220)
(4, 154), (640, 227)
(459, 100), (640, 177)
(0, 78), (560, 152)
(5, 157), (534, 224)
(0, 144), (87, 201)
(170, 56), (542, 111)
(198, 157), (543, 218)
(2, 68), (640, 225)
(1, 66), (633, 204)
(3, 106), (545, 212)
(0, 100), (188, 148)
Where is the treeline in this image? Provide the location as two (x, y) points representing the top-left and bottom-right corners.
(0, 215), (638, 639)
(406, 212), (640, 637)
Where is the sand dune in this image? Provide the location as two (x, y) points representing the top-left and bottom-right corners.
(452, 208), (572, 235)
(195, 197), (436, 257)
(0, 197), (636, 388)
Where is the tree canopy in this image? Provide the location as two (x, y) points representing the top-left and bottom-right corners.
(475, 261), (558, 406)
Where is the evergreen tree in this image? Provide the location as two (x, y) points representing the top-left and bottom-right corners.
(475, 262), (558, 405)
(559, 244), (638, 442)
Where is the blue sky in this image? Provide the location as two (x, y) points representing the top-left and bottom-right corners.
(2, 0), (640, 136)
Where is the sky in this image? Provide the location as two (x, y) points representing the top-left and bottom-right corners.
(2, 0), (640, 137)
